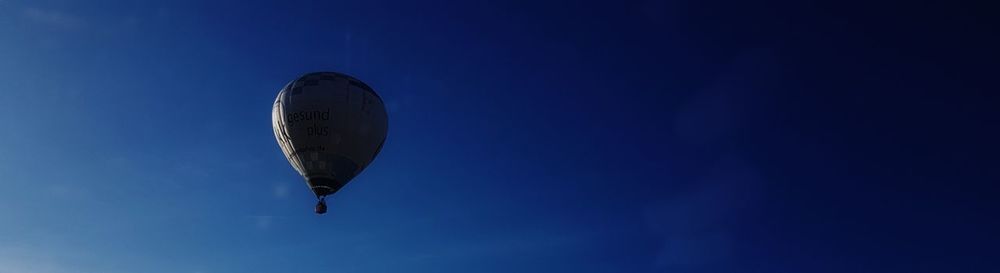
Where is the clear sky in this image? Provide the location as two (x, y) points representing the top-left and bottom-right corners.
(0, 0), (997, 272)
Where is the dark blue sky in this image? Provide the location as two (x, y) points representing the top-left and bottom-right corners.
(1, 0), (996, 272)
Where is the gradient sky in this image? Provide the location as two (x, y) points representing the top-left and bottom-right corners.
(1, 0), (997, 272)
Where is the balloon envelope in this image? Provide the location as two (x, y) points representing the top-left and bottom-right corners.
(272, 72), (388, 197)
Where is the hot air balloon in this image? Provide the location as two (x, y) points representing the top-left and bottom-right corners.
(272, 72), (388, 214)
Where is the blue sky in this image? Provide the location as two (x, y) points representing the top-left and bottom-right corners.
(1, 0), (997, 272)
